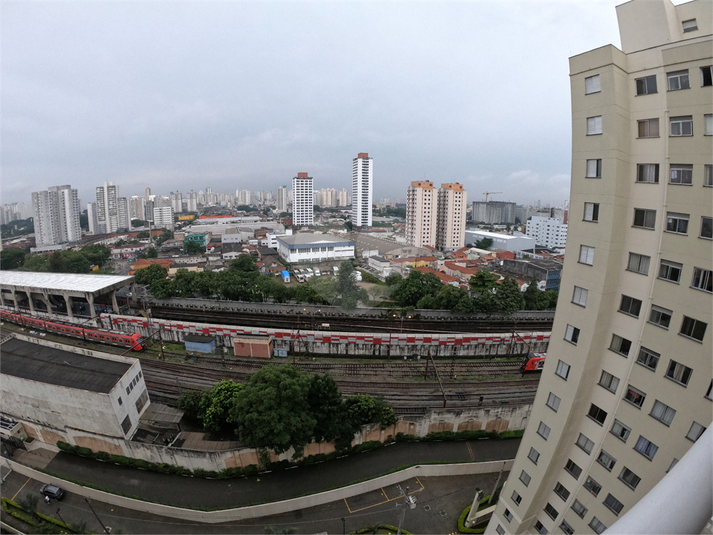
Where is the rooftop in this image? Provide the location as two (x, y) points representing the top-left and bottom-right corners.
(0, 271), (133, 294)
(277, 233), (354, 246)
(1, 338), (132, 394)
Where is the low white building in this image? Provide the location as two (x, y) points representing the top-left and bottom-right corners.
(464, 229), (537, 253)
(276, 233), (355, 264)
(524, 216), (567, 249)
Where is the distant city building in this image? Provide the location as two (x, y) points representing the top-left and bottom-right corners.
(292, 172), (314, 227)
(31, 185), (81, 248)
(186, 191), (198, 213)
(316, 188), (338, 208)
(405, 181), (437, 248)
(436, 183), (467, 251)
(276, 233), (355, 263)
(86, 202), (98, 234)
(464, 230), (537, 253)
(471, 201), (516, 224)
(338, 188), (349, 207)
(170, 192), (183, 214)
(145, 187), (151, 200)
(351, 152), (373, 230)
(237, 190), (251, 206)
(276, 186), (289, 213)
(153, 206), (174, 231)
(95, 182), (120, 234)
(129, 196), (145, 221)
(144, 199), (155, 223)
(117, 197), (130, 230)
(525, 216), (568, 249)
(0, 202), (32, 225)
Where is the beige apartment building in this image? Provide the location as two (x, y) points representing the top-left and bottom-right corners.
(406, 181), (467, 250)
(487, 1), (712, 534)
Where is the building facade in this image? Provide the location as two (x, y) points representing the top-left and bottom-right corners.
(525, 216), (568, 249)
(276, 185), (289, 213)
(472, 201), (517, 224)
(153, 206), (174, 231)
(275, 233), (355, 264)
(405, 180), (437, 248)
(351, 152), (373, 230)
(436, 183), (467, 251)
(95, 182), (120, 234)
(292, 172), (314, 227)
(488, 1), (712, 534)
(31, 185), (81, 248)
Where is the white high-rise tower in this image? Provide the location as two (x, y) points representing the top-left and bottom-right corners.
(292, 173), (314, 227)
(351, 152), (373, 230)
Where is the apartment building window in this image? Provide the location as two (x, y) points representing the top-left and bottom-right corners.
(571, 286), (588, 307)
(611, 419), (632, 442)
(544, 503), (559, 521)
(560, 520), (574, 535)
(706, 165), (713, 186)
(624, 385), (646, 408)
(680, 315), (707, 342)
(687, 422), (706, 442)
(638, 118), (659, 138)
(565, 459), (583, 480)
(636, 163), (659, 183)
(666, 212), (689, 234)
(636, 347), (660, 371)
(634, 435), (659, 459)
(511, 490), (522, 506)
(571, 499), (587, 518)
(546, 392), (561, 412)
(597, 449), (617, 470)
(585, 74), (601, 94)
(534, 520), (548, 535)
(650, 400), (676, 426)
(603, 494), (625, 516)
(649, 305), (672, 329)
(556, 360), (571, 380)
(599, 370), (620, 393)
(619, 295), (642, 317)
(682, 18), (698, 32)
(693, 268), (713, 293)
(670, 116), (693, 136)
(554, 482), (570, 501)
(658, 259), (682, 282)
(635, 75), (657, 95)
(503, 509), (513, 522)
(627, 252), (650, 275)
(670, 164), (693, 184)
(537, 421), (551, 440)
(589, 517), (607, 534)
(665, 360), (692, 386)
(528, 447), (541, 465)
(706, 115), (713, 135)
(495, 525), (505, 535)
(668, 70), (690, 91)
(519, 470), (531, 487)
(633, 208), (656, 229)
(586, 159), (602, 178)
(588, 403), (608, 425)
(583, 202), (599, 222)
(565, 324), (580, 344)
(587, 116), (602, 135)
(576, 433), (595, 454)
(617, 468), (641, 491)
(579, 245), (595, 266)
(609, 334), (632, 357)
(701, 217), (712, 239)
(703, 66), (713, 86)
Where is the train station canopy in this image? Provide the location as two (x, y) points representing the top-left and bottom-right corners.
(0, 272), (133, 299)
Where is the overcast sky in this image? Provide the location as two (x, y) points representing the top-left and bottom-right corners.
(2, 1), (634, 209)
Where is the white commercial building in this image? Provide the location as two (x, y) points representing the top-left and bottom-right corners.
(276, 233), (355, 264)
(351, 152), (373, 230)
(292, 172), (314, 227)
(31, 185), (81, 248)
(464, 230), (537, 253)
(488, 1), (712, 534)
(525, 216), (568, 249)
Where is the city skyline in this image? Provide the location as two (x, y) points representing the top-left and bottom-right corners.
(1, 1), (640, 207)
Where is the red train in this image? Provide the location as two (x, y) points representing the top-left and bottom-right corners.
(0, 310), (146, 351)
(520, 352), (546, 372)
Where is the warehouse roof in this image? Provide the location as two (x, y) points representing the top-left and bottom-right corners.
(277, 233), (354, 247)
(0, 338), (132, 394)
(0, 271), (133, 294)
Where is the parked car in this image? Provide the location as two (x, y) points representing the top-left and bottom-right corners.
(40, 484), (65, 501)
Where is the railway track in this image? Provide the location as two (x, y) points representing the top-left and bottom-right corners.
(148, 305), (554, 334)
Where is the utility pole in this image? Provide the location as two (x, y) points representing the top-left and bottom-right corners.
(395, 485), (417, 535)
(84, 497), (110, 534)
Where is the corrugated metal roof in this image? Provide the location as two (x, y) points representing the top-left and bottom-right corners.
(0, 272), (133, 293)
(1, 338), (132, 394)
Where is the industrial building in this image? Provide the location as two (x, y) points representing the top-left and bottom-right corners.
(275, 233), (355, 264)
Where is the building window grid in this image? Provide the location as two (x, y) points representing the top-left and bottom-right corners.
(586, 159), (602, 178)
(534, 520), (548, 535)
(546, 392), (561, 412)
(587, 116), (603, 135)
(634, 435), (659, 459)
(619, 295), (642, 317)
(528, 447), (540, 465)
(670, 116), (693, 136)
(638, 118), (660, 138)
(572, 286), (588, 307)
(584, 476), (602, 496)
(565, 459), (582, 480)
(588, 403), (607, 425)
(576, 433), (595, 454)
(649, 305), (672, 329)
(680, 315), (707, 342)
(544, 503), (559, 521)
(636, 164), (659, 183)
(597, 449), (617, 471)
(589, 517), (607, 534)
(670, 164), (693, 185)
(659, 260), (682, 283)
(585, 74), (600, 94)
(667, 70), (690, 91)
(555, 360), (571, 380)
(571, 499), (587, 518)
(627, 252), (650, 275)
(635, 75), (657, 95)
(686, 422), (706, 442)
(560, 520), (575, 535)
(565, 324), (580, 344)
(611, 419), (631, 442)
(624, 385), (646, 408)
(609, 334), (632, 357)
(650, 400), (676, 426)
(636, 347), (660, 371)
(705, 165), (713, 186)
(511, 490), (522, 506)
(666, 212), (689, 234)
(665, 360), (692, 386)
(537, 421), (551, 440)
(519, 470), (531, 487)
(554, 482), (570, 501)
(701, 217), (712, 239)
(619, 467), (641, 490)
(598, 370), (620, 393)
(633, 208), (656, 229)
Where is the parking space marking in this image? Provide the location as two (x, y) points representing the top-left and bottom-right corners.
(466, 441), (475, 461)
(344, 478), (425, 514)
(11, 477), (32, 501)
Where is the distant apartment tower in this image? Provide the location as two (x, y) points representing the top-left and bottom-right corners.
(405, 181), (437, 248)
(170, 192), (183, 214)
(117, 197), (130, 230)
(351, 152), (373, 230)
(153, 206), (174, 231)
(292, 172), (314, 226)
(525, 216), (568, 249)
(488, 1), (712, 534)
(31, 185), (81, 247)
(436, 183), (467, 251)
(95, 182), (120, 234)
(338, 188), (349, 207)
(129, 196), (145, 221)
(186, 191), (198, 213)
(145, 187), (151, 200)
(276, 186), (289, 213)
(237, 190), (251, 206)
(471, 201), (516, 224)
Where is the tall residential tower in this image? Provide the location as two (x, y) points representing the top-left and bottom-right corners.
(351, 152), (373, 230)
(292, 172), (314, 227)
(31, 185), (81, 248)
(488, 1), (712, 533)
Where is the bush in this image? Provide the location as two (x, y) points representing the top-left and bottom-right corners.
(243, 464), (259, 477)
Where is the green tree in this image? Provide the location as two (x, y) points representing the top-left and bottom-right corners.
(544, 290), (559, 309)
(307, 373), (352, 445)
(391, 270), (443, 308)
(131, 219), (146, 227)
(22, 254), (50, 272)
(231, 366), (317, 458)
(184, 240), (205, 255)
(335, 261), (365, 310)
(468, 271), (499, 293)
(494, 276), (525, 314)
(231, 254), (259, 273)
(435, 285), (470, 311)
(345, 394), (397, 429)
(192, 270), (219, 298)
(200, 380), (243, 433)
(384, 272), (403, 286)
(0, 248), (26, 270)
(173, 269), (197, 298)
(416, 295), (438, 309)
(62, 250), (91, 273)
(176, 390), (205, 420)
(48, 251), (66, 272)
(136, 230), (150, 239)
(151, 278), (176, 299)
(474, 237), (493, 250)
(134, 263), (168, 286)
(308, 277), (337, 304)
(81, 244), (111, 267)
(523, 278), (547, 310)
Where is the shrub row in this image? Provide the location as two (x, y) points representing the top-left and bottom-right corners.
(397, 428), (524, 443)
(2, 497), (78, 533)
(351, 524), (412, 534)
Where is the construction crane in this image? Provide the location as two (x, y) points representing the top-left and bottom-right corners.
(483, 191), (503, 202)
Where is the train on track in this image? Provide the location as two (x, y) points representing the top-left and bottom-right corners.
(520, 352), (547, 372)
(1, 310), (146, 351)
